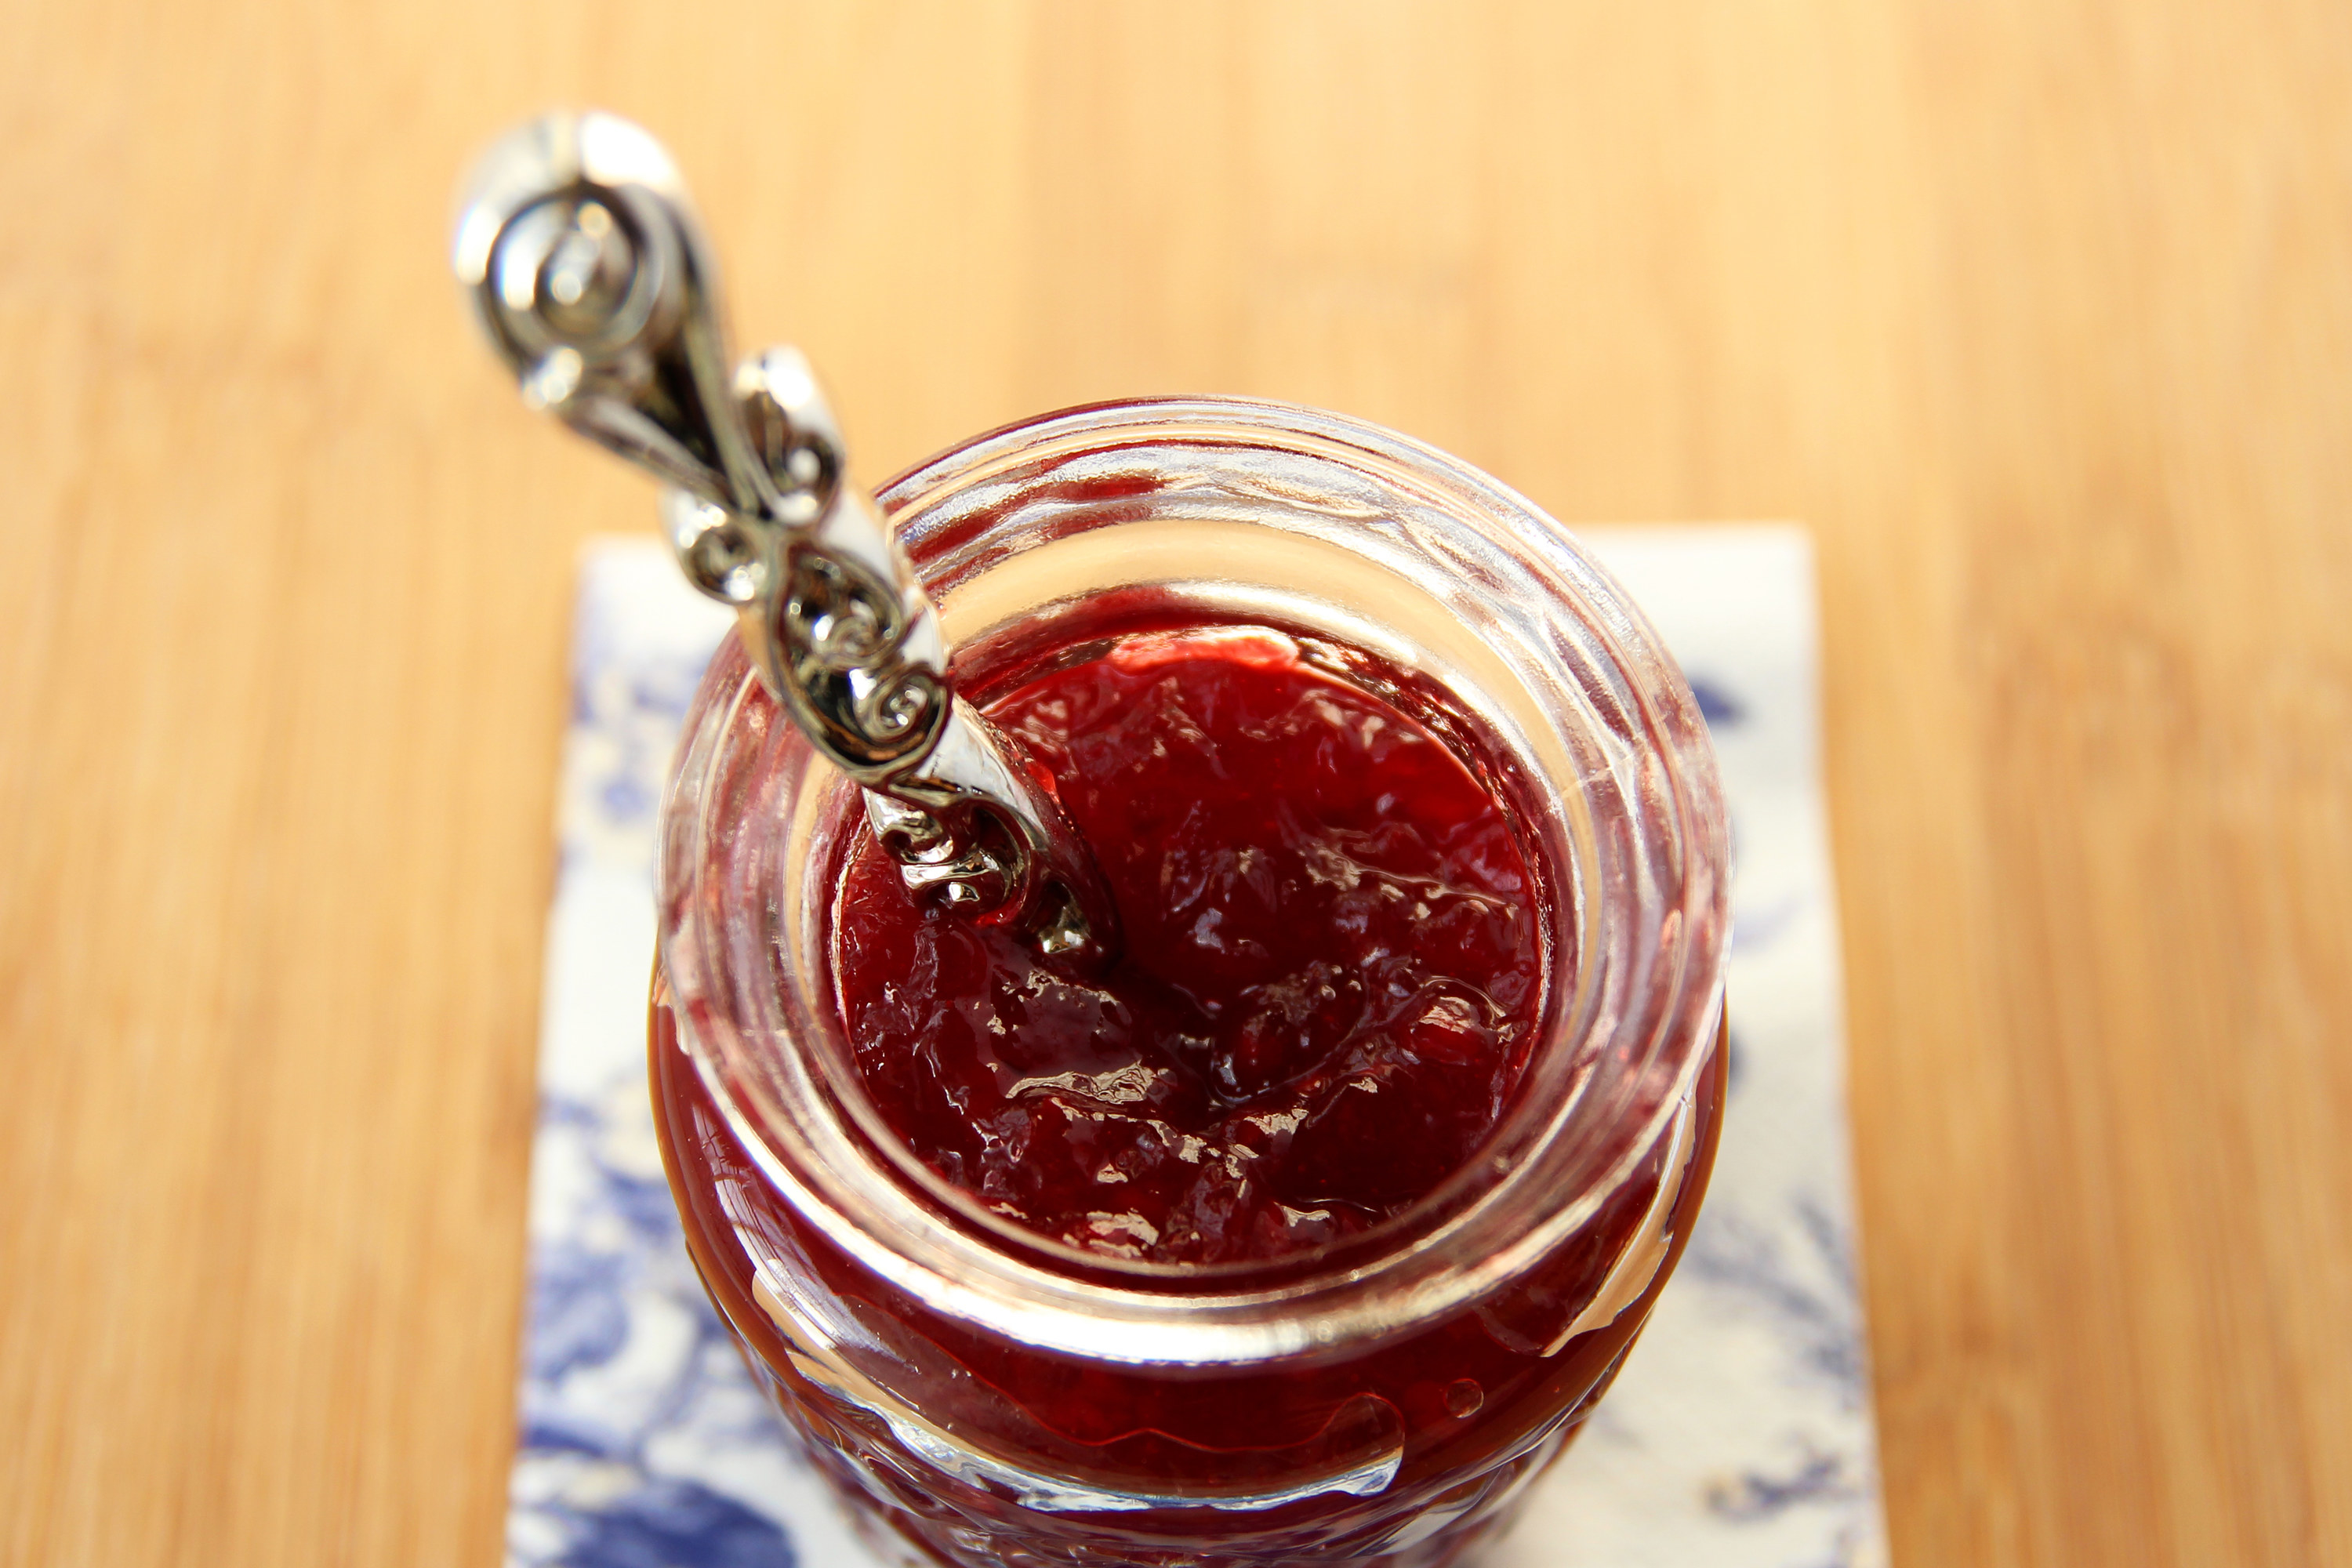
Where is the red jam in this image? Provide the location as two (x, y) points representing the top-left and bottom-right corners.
(648, 625), (1726, 1566)
(830, 630), (1543, 1265)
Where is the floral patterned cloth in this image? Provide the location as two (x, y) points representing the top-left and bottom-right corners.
(508, 528), (1886, 1568)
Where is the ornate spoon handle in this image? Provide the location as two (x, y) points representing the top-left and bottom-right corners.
(453, 111), (1117, 967)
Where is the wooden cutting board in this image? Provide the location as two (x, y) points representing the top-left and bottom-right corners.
(2, 5), (2347, 1565)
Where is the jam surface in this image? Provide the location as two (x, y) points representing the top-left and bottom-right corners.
(833, 630), (1544, 1265)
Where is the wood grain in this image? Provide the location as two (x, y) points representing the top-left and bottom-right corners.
(3, 2), (2349, 1564)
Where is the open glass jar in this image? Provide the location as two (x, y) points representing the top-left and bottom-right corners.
(651, 397), (1729, 1567)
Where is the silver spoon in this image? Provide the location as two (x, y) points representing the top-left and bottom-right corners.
(452, 111), (1118, 970)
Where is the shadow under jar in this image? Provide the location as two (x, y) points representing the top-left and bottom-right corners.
(650, 398), (1730, 1568)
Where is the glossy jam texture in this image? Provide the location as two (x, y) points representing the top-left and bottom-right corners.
(832, 630), (1544, 1265)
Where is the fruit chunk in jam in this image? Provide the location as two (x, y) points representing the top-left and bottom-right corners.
(832, 630), (1543, 1264)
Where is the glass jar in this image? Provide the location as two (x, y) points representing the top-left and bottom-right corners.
(650, 397), (1730, 1567)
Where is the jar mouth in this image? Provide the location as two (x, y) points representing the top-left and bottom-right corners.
(659, 397), (1728, 1365)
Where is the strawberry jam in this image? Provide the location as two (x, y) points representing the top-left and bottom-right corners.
(651, 620), (1726, 1566)
(830, 629), (1543, 1265)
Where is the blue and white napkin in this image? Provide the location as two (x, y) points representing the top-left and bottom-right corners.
(506, 528), (1886, 1568)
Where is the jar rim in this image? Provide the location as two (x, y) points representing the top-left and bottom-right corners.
(659, 396), (1728, 1367)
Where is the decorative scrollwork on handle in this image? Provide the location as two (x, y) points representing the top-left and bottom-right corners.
(454, 111), (1118, 968)
(774, 530), (949, 777)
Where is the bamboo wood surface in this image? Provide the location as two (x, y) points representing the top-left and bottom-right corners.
(4, 3), (2350, 1565)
